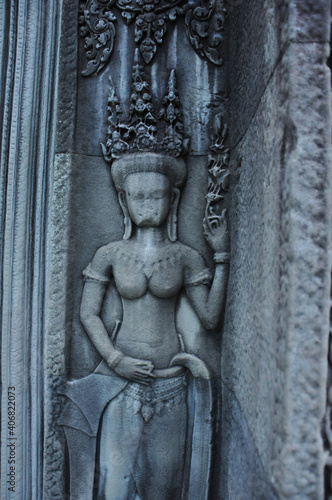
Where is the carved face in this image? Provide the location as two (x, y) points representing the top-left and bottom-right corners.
(124, 172), (172, 227)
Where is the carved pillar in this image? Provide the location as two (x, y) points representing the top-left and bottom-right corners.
(0, 0), (62, 498)
(222, 1), (332, 499)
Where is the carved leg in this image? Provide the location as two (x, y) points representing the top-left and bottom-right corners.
(63, 427), (96, 500)
(134, 397), (188, 500)
(98, 396), (143, 500)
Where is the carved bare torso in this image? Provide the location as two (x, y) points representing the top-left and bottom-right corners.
(84, 239), (211, 368)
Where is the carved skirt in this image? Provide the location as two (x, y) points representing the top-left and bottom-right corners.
(60, 368), (213, 500)
(97, 375), (188, 500)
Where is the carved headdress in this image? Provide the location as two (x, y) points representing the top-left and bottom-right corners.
(102, 50), (188, 191)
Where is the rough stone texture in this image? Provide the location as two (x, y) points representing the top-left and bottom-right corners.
(227, 0), (288, 148)
(288, 0), (331, 43)
(55, 0), (79, 154)
(223, 65), (284, 476)
(0, 1), (61, 498)
(222, 1), (331, 498)
(43, 154), (73, 499)
(220, 384), (278, 499)
(1, 0), (330, 498)
(274, 40), (331, 499)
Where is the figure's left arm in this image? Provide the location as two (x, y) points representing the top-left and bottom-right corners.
(185, 210), (230, 330)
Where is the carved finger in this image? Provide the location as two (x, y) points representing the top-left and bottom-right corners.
(136, 360), (154, 370)
(135, 372), (150, 378)
(132, 376), (149, 386)
(135, 369), (155, 378)
(203, 217), (211, 235)
(209, 217), (220, 230)
(133, 372), (155, 383)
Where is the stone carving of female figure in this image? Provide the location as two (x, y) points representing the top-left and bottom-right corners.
(59, 60), (230, 500)
(76, 151), (229, 499)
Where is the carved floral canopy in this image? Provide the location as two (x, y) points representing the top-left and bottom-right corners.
(79, 0), (228, 74)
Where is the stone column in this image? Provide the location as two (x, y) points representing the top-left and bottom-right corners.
(221, 1), (332, 498)
(0, 1), (62, 498)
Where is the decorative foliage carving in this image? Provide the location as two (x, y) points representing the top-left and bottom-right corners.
(79, 0), (228, 74)
(185, 0), (228, 66)
(101, 50), (188, 161)
(78, 1), (117, 76)
(205, 113), (230, 230)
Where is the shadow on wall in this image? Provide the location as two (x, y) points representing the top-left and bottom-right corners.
(220, 384), (278, 500)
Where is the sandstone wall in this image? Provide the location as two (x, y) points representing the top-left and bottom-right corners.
(221, 1), (332, 498)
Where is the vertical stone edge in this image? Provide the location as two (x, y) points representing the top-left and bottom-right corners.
(43, 154), (73, 500)
(0, 0), (63, 498)
(273, 40), (332, 499)
(55, 0), (79, 154)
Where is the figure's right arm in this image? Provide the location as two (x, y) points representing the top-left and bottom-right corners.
(80, 246), (123, 369)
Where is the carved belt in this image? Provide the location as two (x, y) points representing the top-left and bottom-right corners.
(118, 374), (187, 422)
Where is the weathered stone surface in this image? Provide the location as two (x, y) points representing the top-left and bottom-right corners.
(223, 0), (331, 496)
(44, 154), (72, 499)
(223, 59), (285, 485)
(228, 0), (288, 146)
(0, 1), (62, 499)
(1, 0), (330, 498)
(288, 0), (331, 43)
(272, 40), (331, 499)
(220, 384), (278, 500)
(55, 0), (79, 154)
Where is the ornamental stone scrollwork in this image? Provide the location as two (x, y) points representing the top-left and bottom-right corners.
(79, 0), (228, 74)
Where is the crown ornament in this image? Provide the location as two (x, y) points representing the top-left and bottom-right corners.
(101, 50), (189, 163)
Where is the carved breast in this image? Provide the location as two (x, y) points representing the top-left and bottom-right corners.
(112, 244), (184, 300)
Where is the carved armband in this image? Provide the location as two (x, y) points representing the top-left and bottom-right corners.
(82, 263), (111, 284)
(185, 269), (212, 287)
(107, 350), (124, 370)
(213, 252), (230, 264)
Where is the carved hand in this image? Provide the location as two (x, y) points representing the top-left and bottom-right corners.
(203, 209), (229, 253)
(170, 353), (211, 380)
(114, 355), (155, 385)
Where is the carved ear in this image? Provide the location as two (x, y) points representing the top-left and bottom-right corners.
(118, 192), (132, 240)
(167, 188), (180, 242)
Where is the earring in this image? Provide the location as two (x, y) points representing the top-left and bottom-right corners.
(167, 188), (180, 243)
(118, 192), (132, 240)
